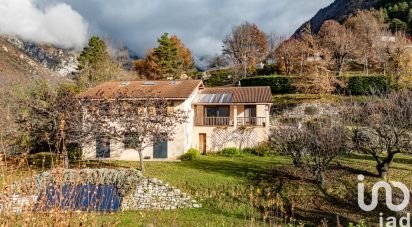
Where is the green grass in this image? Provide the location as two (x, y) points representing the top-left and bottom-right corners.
(4, 153), (412, 226)
(80, 153), (412, 226)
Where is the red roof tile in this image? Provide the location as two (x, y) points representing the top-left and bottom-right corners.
(198, 87), (272, 103)
(78, 80), (203, 99)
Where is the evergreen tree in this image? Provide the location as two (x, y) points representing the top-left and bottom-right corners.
(135, 33), (195, 79)
(76, 36), (120, 90)
(153, 33), (181, 78)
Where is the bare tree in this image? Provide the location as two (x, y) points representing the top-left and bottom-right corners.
(207, 54), (229, 70)
(346, 10), (388, 76)
(15, 80), (86, 168)
(271, 127), (307, 167)
(83, 90), (188, 171)
(275, 37), (304, 75)
(305, 125), (347, 187)
(318, 20), (357, 76)
(223, 21), (268, 80)
(271, 123), (347, 187)
(265, 32), (280, 64)
(294, 24), (335, 94)
(347, 91), (412, 179)
(386, 31), (412, 88)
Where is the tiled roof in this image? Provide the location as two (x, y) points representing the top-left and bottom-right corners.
(195, 87), (272, 104)
(77, 80), (203, 99)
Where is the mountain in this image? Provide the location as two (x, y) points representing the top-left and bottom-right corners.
(295, 0), (380, 35)
(0, 35), (79, 87)
(5, 36), (79, 76)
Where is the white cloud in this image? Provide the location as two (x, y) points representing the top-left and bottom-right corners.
(0, 0), (88, 49)
(16, 0), (334, 57)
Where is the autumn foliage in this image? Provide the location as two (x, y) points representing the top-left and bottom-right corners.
(134, 33), (195, 80)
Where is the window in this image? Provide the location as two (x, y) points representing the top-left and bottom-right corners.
(96, 136), (110, 158)
(205, 106), (230, 117)
(244, 105), (257, 118)
(243, 105), (257, 125)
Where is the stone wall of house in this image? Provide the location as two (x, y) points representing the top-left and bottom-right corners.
(121, 177), (200, 210)
(271, 103), (342, 128)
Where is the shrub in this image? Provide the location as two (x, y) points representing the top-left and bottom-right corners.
(204, 69), (233, 87)
(241, 143), (271, 156)
(254, 142), (271, 156)
(180, 148), (200, 161)
(241, 75), (295, 94)
(254, 64), (279, 76)
(345, 76), (390, 95)
(220, 147), (243, 157)
(241, 147), (256, 155)
(68, 144), (82, 161)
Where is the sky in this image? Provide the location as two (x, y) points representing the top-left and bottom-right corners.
(0, 0), (334, 58)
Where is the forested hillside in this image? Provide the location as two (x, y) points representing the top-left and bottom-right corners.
(378, 0), (412, 32)
(298, 0), (412, 35)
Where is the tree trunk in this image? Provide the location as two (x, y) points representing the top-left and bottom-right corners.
(292, 151), (302, 167)
(337, 56), (345, 77)
(376, 153), (395, 180)
(63, 153), (69, 169)
(138, 149), (144, 171)
(314, 168), (325, 188)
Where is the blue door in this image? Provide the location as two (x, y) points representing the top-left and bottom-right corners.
(153, 140), (168, 159)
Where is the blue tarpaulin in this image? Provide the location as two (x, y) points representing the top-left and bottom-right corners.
(37, 184), (121, 212)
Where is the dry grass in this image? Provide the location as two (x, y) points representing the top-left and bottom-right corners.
(0, 154), (121, 226)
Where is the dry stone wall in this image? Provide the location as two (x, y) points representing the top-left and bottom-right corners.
(122, 177), (200, 210)
(271, 103), (341, 128)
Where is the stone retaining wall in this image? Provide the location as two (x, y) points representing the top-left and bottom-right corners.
(122, 177), (200, 210)
(271, 103), (341, 128)
(4, 169), (200, 213)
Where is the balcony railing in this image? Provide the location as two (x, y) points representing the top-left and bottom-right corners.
(196, 117), (233, 126)
(195, 117), (267, 127)
(237, 117), (266, 127)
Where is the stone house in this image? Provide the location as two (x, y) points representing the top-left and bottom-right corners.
(78, 80), (272, 160)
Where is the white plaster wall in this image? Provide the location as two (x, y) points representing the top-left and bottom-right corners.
(191, 104), (271, 152)
(191, 126), (269, 152)
(82, 87), (201, 161)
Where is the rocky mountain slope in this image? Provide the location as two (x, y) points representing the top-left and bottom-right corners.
(5, 36), (79, 76)
(295, 0), (380, 35)
(0, 35), (79, 86)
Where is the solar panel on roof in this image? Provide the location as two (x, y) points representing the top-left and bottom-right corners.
(194, 93), (233, 103)
(143, 81), (157, 85)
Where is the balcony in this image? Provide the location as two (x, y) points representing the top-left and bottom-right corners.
(237, 117), (266, 127)
(195, 117), (233, 126)
(195, 117), (266, 127)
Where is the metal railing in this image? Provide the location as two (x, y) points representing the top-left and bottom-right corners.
(237, 117), (266, 127)
(196, 117), (233, 126)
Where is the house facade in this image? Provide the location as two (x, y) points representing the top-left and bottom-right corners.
(78, 80), (272, 161)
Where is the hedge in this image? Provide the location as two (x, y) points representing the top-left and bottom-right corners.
(345, 76), (390, 95)
(241, 75), (391, 96)
(240, 75), (295, 94)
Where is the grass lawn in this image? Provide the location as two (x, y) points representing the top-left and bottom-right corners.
(272, 94), (370, 106)
(3, 153), (412, 226)
(77, 153), (412, 226)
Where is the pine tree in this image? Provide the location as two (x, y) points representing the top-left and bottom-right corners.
(153, 33), (180, 78)
(76, 36), (120, 90)
(135, 33), (195, 79)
